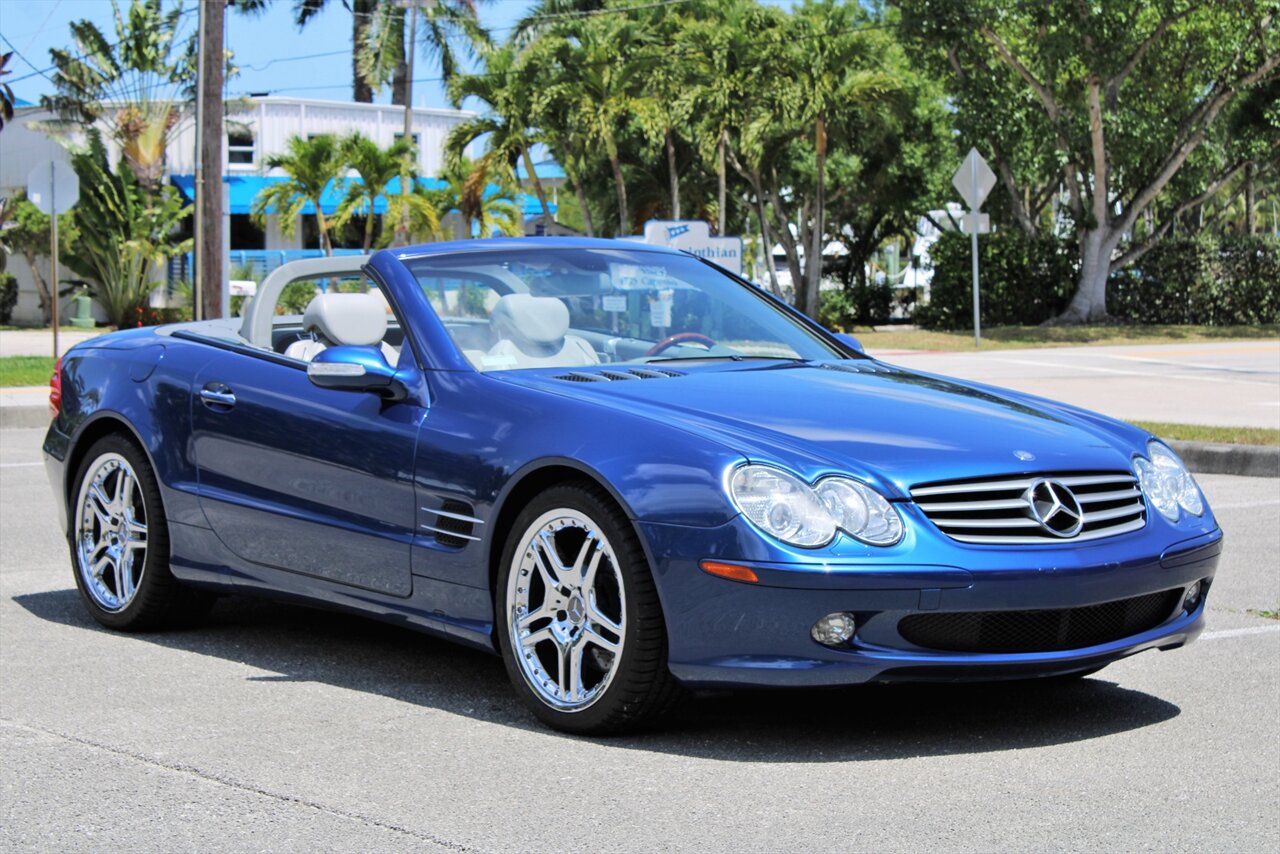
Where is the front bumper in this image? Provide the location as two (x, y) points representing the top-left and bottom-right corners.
(641, 519), (1222, 688)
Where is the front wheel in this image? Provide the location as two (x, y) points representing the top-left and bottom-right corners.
(69, 434), (213, 631)
(496, 483), (680, 734)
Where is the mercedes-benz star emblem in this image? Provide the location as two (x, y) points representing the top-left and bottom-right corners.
(1022, 479), (1084, 538)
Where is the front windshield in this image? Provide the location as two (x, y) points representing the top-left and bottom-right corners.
(403, 247), (843, 371)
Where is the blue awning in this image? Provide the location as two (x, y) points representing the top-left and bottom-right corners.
(171, 175), (553, 219)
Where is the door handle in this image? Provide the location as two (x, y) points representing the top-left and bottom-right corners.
(199, 383), (236, 409)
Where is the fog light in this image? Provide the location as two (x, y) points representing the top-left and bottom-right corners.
(1183, 581), (1203, 612)
(811, 612), (857, 646)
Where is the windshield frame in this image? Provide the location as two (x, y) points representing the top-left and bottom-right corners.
(399, 244), (865, 371)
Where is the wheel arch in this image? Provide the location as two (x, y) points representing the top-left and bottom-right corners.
(485, 458), (661, 613)
(63, 412), (163, 524)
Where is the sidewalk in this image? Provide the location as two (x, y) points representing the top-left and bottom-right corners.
(0, 329), (105, 358)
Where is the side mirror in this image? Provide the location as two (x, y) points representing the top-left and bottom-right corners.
(832, 332), (864, 353)
(307, 345), (407, 401)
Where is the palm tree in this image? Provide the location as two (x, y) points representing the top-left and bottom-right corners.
(290, 0), (378, 102)
(787, 1), (899, 316)
(446, 43), (554, 223)
(438, 156), (523, 240)
(252, 134), (345, 255)
(41, 0), (192, 192)
(358, 0), (490, 108)
(540, 16), (650, 235)
(332, 133), (418, 254)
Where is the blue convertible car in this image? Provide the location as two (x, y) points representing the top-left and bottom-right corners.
(44, 238), (1221, 733)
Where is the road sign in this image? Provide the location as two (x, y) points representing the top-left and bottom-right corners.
(26, 161), (80, 359)
(26, 160), (79, 216)
(951, 148), (995, 348)
(951, 148), (995, 212)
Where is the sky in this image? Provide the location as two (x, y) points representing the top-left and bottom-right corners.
(1, 0), (547, 111)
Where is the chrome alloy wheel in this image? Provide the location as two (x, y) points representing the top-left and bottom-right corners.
(74, 452), (148, 612)
(507, 509), (627, 711)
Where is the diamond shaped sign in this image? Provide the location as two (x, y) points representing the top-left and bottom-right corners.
(952, 148), (996, 212)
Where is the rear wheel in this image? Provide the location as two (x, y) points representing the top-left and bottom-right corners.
(496, 483), (680, 734)
(69, 435), (213, 631)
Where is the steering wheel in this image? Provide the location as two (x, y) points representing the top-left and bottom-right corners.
(645, 331), (718, 357)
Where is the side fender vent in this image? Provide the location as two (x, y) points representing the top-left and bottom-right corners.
(421, 499), (482, 548)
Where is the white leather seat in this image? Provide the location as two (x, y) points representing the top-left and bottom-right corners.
(484, 294), (598, 370)
(284, 293), (398, 364)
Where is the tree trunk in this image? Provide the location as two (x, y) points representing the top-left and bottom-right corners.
(607, 139), (629, 236)
(1056, 227), (1120, 324)
(804, 115), (827, 319)
(666, 130), (680, 220)
(716, 130), (727, 235)
(766, 183), (804, 308)
(198, 0), (225, 321)
(1244, 161), (1257, 235)
(24, 251), (52, 326)
(316, 209), (334, 256)
(521, 146), (554, 224)
(573, 179), (595, 237)
(352, 0), (374, 103)
(392, 61), (409, 106)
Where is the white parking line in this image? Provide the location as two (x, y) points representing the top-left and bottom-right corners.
(1207, 500), (1280, 510)
(0, 462), (43, 469)
(1115, 354), (1280, 376)
(1201, 625), (1280, 641)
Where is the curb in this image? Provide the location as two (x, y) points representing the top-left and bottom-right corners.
(1168, 440), (1280, 479)
(1, 401), (1276, 477)
(0, 404), (51, 430)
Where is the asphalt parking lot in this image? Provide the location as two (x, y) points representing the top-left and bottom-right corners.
(873, 341), (1280, 429)
(1, 423), (1277, 853)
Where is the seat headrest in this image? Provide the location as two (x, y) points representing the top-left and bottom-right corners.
(302, 293), (388, 348)
(491, 294), (570, 351)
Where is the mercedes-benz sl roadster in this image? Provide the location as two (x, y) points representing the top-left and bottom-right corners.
(44, 238), (1222, 733)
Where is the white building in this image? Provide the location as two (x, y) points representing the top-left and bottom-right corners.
(0, 96), (476, 325)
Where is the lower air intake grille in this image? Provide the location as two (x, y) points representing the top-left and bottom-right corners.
(898, 589), (1183, 653)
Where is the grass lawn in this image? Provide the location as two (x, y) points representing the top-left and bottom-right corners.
(1134, 421), (1280, 447)
(0, 356), (56, 387)
(851, 323), (1280, 352)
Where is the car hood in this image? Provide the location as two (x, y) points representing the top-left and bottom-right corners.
(495, 361), (1139, 497)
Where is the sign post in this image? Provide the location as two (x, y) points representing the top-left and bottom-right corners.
(951, 148), (995, 346)
(27, 161), (80, 359)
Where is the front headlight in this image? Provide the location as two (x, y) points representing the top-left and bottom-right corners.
(728, 465), (902, 548)
(1135, 440), (1203, 521)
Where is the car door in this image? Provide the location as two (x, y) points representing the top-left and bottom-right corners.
(191, 345), (422, 597)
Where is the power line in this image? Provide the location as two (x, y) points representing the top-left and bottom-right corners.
(5, 5), (198, 86)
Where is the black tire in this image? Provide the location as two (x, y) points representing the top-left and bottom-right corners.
(68, 434), (214, 631)
(495, 482), (681, 734)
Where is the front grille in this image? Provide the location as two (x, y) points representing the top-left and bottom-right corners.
(911, 471), (1146, 544)
(898, 588), (1183, 653)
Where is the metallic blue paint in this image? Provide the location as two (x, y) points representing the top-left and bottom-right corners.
(44, 238), (1221, 688)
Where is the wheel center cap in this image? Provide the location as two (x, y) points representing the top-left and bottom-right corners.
(566, 595), (585, 625)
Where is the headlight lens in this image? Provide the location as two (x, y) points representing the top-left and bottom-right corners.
(1135, 441), (1203, 521)
(815, 478), (904, 545)
(728, 465), (902, 548)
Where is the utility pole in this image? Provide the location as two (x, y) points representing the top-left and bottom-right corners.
(194, 0), (226, 319)
(394, 0), (419, 247)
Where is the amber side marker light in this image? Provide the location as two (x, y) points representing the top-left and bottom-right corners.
(699, 560), (759, 584)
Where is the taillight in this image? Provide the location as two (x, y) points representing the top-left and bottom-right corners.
(49, 357), (62, 419)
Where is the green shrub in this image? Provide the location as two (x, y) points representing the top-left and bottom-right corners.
(0, 273), (17, 325)
(277, 280), (318, 315)
(819, 281), (894, 329)
(1110, 235), (1279, 325)
(916, 230), (1076, 330)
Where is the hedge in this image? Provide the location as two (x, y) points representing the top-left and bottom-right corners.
(918, 231), (1279, 329)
